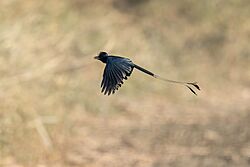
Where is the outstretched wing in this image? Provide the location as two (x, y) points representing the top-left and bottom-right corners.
(101, 57), (134, 95)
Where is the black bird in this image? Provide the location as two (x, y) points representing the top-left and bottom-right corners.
(94, 52), (200, 96)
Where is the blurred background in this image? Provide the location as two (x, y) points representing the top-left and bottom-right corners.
(0, 0), (250, 166)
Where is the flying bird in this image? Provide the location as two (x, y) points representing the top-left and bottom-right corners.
(94, 52), (200, 96)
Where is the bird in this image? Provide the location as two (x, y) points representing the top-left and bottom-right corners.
(94, 51), (200, 96)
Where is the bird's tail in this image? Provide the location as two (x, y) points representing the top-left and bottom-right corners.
(133, 64), (200, 95)
(133, 64), (155, 77)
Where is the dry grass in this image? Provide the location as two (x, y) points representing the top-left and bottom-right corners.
(0, 0), (250, 166)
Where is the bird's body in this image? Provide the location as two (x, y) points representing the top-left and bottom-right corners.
(95, 53), (135, 95)
(95, 52), (200, 95)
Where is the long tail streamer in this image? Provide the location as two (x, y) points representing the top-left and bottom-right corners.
(154, 75), (200, 95)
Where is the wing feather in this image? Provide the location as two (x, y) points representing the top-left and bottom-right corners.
(101, 67), (108, 92)
(107, 65), (117, 95)
(100, 57), (134, 95)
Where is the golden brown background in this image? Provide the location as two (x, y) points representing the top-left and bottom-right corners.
(0, 0), (250, 166)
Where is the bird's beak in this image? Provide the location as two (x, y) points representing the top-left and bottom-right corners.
(94, 56), (99, 60)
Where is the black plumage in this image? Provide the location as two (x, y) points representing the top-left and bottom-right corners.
(95, 52), (200, 95)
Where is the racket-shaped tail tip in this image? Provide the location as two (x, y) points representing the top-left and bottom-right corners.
(191, 82), (200, 90)
(186, 85), (197, 96)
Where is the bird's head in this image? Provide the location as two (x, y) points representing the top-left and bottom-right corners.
(94, 51), (108, 63)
